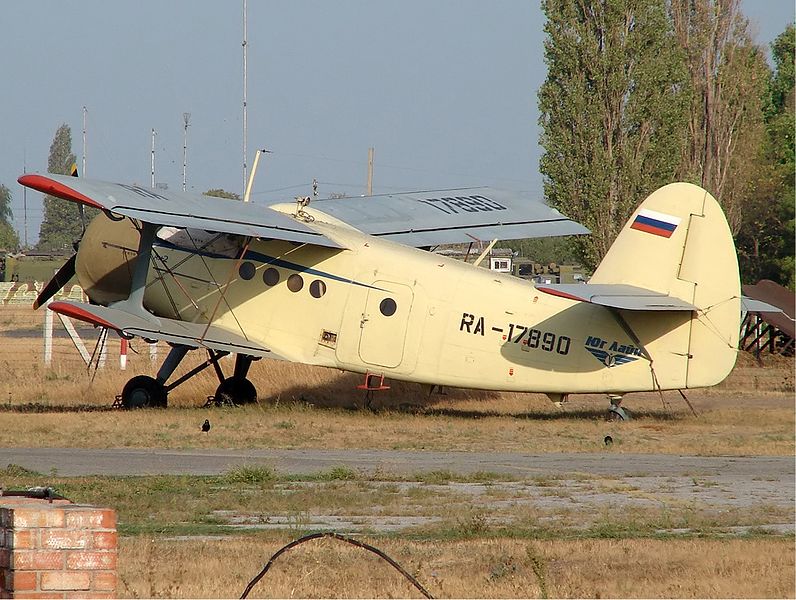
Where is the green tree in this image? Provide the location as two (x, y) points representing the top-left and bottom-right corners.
(0, 184), (19, 251)
(736, 24), (795, 287)
(538, 0), (689, 269)
(37, 124), (80, 252)
(670, 0), (769, 234)
(204, 188), (241, 200)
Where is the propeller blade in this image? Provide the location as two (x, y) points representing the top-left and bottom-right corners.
(34, 254), (77, 310)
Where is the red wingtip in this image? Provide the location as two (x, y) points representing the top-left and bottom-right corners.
(18, 174), (104, 210)
(49, 301), (119, 331)
(536, 286), (587, 303)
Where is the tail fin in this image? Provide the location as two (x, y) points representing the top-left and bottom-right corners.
(590, 182), (741, 387)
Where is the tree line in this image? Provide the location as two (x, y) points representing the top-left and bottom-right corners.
(539, 0), (794, 288)
(2, 0), (793, 288)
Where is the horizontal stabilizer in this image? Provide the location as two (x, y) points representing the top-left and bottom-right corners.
(18, 174), (342, 249)
(535, 284), (698, 311)
(741, 297), (784, 314)
(48, 301), (278, 358)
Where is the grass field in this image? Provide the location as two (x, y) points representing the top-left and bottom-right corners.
(2, 464), (794, 598)
(1, 306), (794, 597)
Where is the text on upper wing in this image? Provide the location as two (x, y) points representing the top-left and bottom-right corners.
(419, 195), (507, 215)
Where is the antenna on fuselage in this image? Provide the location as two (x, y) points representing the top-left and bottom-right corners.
(243, 148), (270, 202)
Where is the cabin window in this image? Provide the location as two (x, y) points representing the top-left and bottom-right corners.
(379, 298), (397, 317)
(239, 262), (256, 280)
(287, 274), (304, 292)
(309, 280), (326, 298)
(263, 267), (280, 286)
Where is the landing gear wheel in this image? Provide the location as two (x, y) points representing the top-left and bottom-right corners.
(214, 376), (257, 405)
(121, 375), (167, 409)
(607, 406), (631, 421)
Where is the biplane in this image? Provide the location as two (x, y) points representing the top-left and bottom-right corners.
(19, 173), (742, 417)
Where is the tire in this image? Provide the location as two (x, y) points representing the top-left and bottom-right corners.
(214, 376), (257, 405)
(121, 375), (167, 409)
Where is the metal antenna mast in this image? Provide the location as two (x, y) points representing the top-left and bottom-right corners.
(82, 106), (87, 177)
(182, 112), (191, 192)
(22, 150), (27, 248)
(151, 128), (156, 188)
(242, 0), (248, 195)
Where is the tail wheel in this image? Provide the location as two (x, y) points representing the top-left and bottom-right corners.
(121, 375), (167, 409)
(214, 376), (257, 405)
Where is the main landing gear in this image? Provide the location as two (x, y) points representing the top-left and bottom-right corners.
(117, 345), (259, 409)
(607, 394), (631, 421)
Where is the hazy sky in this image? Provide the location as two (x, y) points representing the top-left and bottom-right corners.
(2, 1), (793, 245)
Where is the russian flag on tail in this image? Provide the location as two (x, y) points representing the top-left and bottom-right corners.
(630, 209), (681, 238)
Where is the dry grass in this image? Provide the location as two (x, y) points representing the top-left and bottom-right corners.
(116, 536), (794, 598)
(0, 388), (792, 455)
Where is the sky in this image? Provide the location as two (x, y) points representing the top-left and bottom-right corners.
(1, 1), (793, 246)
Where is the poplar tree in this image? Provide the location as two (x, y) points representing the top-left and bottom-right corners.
(670, 0), (769, 234)
(736, 24), (795, 287)
(538, 0), (689, 269)
(0, 184), (19, 251)
(37, 124), (80, 252)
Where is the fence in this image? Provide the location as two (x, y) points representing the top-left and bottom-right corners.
(0, 283), (160, 371)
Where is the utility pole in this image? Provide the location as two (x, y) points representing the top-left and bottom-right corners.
(82, 106), (87, 177)
(22, 150), (27, 249)
(242, 0), (248, 195)
(182, 112), (190, 192)
(366, 147), (375, 195)
(150, 129), (156, 188)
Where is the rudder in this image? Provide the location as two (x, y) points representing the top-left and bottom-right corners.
(590, 183), (740, 388)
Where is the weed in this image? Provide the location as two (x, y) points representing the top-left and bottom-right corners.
(223, 465), (276, 485)
(526, 544), (549, 599)
(314, 466), (358, 481)
(455, 511), (489, 537)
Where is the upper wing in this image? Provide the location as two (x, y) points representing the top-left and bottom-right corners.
(536, 283), (698, 311)
(18, 173), (342, 248)
(312, 187), (589, 246)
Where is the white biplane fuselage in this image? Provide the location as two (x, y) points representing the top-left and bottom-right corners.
(144, 214), (691, 395)
(19, 173), (742, 409)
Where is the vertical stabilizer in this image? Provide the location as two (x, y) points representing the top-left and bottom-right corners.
(590, 183), (740, 388)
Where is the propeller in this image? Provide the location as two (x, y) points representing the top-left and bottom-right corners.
(34, 254), (77, 309)
(33, 163), (85, 310)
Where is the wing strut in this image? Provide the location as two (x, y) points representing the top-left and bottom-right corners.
(110, 221), (160, 324)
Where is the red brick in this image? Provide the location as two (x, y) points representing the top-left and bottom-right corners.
(41, 530), (91, 550)
(91, 532), (116, 550)
(91, 571), (116, 592)
(10, 570), (37, 591)
(11, 592), (64, 599)
(64, 509), (115, 530)
(66, 593), (116, 599)
(11, 529), (37, 549)
(11, 507), (65, 528)
(66, 552), (116, 570)
(12, 550), (64, 570)
(41, 571), (91, 591)
(0, 548), (9, 568)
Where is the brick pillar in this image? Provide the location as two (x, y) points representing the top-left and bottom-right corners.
(0, 497), (117, 599)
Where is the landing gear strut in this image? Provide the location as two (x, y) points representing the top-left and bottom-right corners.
(214, 355), (258, 405)
(607, 394), (631, 421)
(118, 346), (259, 409)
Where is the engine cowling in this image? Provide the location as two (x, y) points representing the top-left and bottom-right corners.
(75, 213), (140, 305)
